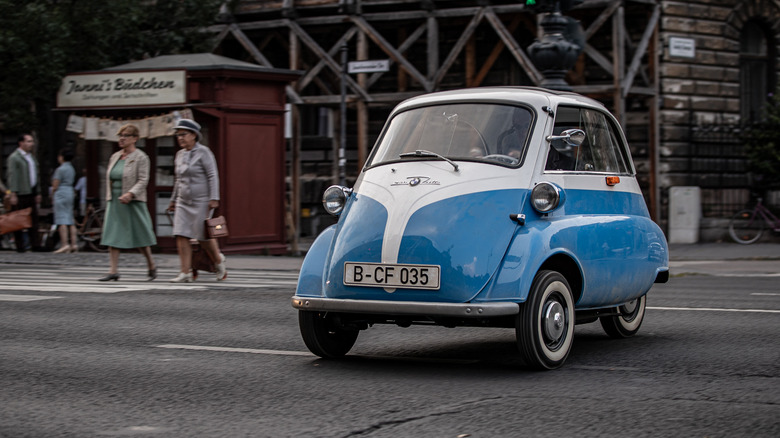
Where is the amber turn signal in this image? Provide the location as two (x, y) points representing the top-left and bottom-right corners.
(605, 176), (620, 186)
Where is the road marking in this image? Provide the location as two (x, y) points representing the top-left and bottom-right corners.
(751, 292), (780, 296)
(156, 344), (313, 356)
(649, 306), (780, 314)
(0, 294), (62, 302)
(0, 266), (298, 294)
(154, 344), (479, 364)
(0, 283), (206, 293)
(715, 273), (780, 277)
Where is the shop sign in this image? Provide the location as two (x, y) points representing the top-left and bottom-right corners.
(57, 70), (186, 108)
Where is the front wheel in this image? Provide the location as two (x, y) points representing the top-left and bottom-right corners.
(729, 209), (764, 244)
(83, 208), (108, 252)
(599, 295), (646, 338)
(516, 270), (575, 370)
(299, 311), (359, 359)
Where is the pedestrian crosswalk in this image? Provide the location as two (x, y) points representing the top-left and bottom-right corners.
(0, 265), (299, 299)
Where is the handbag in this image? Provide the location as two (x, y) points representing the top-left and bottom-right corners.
(205, 215), (229, 239)
(0, 207), (33, 235)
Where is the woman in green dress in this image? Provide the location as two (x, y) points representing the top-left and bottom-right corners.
(98, 124), (157, 281)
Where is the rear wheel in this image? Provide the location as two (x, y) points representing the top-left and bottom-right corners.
(299, 311), (359, 359)
(516, 270), (575, 370)
(83, 208), (108, 252)
(599, 295), (646, 338)
(729, 209), (764, 244)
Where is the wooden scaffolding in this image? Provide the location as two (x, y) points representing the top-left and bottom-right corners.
(209, 0), (662, 247)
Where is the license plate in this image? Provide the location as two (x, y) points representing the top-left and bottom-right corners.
(344, 262), (440, 290)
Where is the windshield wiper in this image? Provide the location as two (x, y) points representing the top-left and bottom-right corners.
(399, 149), (459, 171)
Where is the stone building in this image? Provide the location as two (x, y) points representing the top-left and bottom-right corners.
(98, 0), (780, 243)
(656, 0), (779, 240)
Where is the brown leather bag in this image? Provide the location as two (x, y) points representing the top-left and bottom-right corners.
(205, 215), (229, 239)
(0, 207), (33, 235)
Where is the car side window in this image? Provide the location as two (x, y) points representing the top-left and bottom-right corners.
(546, 106), (631, 174)
(545, 106), (579, 171)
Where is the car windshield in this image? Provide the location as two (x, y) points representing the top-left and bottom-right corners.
(367, 103), (533, 167)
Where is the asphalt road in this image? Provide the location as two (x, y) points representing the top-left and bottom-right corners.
(0, 264), (778, 437)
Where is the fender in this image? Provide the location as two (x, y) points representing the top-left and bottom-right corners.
(478, 225), (583, 304)
(296, 225), (337, 297)
(478, 210), (668, 307)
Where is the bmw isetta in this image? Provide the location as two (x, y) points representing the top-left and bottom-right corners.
(292, 87), (669, 370)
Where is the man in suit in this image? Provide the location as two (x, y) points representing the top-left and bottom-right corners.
(7, 133), (41, 252)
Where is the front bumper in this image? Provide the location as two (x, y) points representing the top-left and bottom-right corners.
(291, 296), (520, 318)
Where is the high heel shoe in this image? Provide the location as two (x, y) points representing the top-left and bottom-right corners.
(53, 245), (72, 254)
(70, 244), (79, 253)
(98, 273), (120, 282)
(169, 272), (193, 283)
(215, 253), (227, 281)
(147, 268), (157, 282)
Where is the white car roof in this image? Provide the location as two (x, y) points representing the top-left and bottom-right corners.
(393, 87), (607, 114)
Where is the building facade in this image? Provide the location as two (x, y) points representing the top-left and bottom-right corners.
(208, 0), (779, 243)
(657, 0), (779, 240)
(5, 0), (778, 249)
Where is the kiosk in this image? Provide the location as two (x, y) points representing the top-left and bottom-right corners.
(57, 54), (300, 254)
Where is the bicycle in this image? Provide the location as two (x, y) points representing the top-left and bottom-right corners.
(42, 201), (107, 252)
(728, 197), (780, 244)
(78, 202), (107, 252)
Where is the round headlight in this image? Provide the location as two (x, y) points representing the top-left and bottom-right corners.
(322, 185), (349, 216)
(531, 182), (562, 213)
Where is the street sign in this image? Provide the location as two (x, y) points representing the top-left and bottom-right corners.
(348, 60), (390, 74)
(669, 37), (696, 58)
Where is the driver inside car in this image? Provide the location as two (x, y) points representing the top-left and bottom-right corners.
(497, 107), (532, 159)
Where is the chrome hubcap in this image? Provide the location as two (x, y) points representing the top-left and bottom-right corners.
(622, 299), (638, 314)
(543, 301), (565, 342)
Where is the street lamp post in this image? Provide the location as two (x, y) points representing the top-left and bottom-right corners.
(339, 43), (347, 186)
(526, 0), (583, 91)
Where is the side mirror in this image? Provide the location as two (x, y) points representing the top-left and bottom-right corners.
(546, 129), (586, 147)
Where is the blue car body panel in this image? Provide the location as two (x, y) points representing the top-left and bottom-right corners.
(296, 186), (669, 309)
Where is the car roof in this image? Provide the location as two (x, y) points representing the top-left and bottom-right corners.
(393, 86), (607, 114)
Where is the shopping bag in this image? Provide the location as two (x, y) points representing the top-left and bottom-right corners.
(0, 207), (33, 235)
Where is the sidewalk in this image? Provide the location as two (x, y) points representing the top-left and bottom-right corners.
(668, 242), (780, 277)
(0, 242), (778, 276)
(668, 242), (780, 261)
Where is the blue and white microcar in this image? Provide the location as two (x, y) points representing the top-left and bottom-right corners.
(292, 87), (669, 370)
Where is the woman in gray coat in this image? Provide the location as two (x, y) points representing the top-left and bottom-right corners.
(166, 119), (227, 283)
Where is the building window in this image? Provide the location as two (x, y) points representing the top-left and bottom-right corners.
(740, 21), (775, 122)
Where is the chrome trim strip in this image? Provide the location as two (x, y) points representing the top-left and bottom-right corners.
(291, 296), (520, 317)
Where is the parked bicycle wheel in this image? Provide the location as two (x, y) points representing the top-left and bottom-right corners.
(82, 208), (108, 252)
(728, 209), (765, 244)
